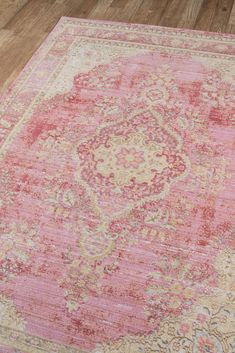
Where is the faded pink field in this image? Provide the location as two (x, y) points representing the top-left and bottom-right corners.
(0, 17), (235, 353)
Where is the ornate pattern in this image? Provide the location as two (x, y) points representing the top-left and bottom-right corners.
(0, 221), (39, 281)
(94, 291), (235, 353)
(0, 17), (234, 353)
(77, 110), (189, 206)
(0, 294), (25, 331)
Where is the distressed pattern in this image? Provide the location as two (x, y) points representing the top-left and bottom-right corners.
(0, 17), (235, 353)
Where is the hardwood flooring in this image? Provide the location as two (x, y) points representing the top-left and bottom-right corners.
(0, 0), (235, 93)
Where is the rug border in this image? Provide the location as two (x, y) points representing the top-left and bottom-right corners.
(59, 16), (235, 40)
(0, 15), (234, 101)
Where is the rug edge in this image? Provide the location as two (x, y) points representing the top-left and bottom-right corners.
(59, 15), (235, 40)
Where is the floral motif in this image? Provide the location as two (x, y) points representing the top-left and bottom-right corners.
(144, 250), (217, 324)
(0, 221), (39, 281)
(58, 258), (104, 305)
(93, 292), (235, 353)
(132, 66), (178, 109)
(116, 147), (144, 169)
(0, 295), (25, 331)
(193, 330), (223, 353)
(201, 72), (235, 126)
(0, 170), (16, 210)
(77, 110), (189, 207)
(93, 131), (174, 187)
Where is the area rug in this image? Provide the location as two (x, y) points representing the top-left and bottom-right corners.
(0, 17), (235, 353)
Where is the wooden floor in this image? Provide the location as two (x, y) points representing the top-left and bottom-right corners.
(0, 0), (235, 94)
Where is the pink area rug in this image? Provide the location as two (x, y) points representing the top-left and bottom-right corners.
(0, 17), (235, 353)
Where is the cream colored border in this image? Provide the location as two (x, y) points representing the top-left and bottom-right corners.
(0, 325), (84, 353)
(60, 16), (235, 43)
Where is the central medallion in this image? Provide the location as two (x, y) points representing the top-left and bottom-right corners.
(76, 110), (190, 215)
(94, 132), (172, 187)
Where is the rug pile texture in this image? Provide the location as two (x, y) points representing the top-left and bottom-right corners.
(0, 17), (235, 353)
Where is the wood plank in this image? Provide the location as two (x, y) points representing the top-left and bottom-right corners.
(102, 0), (143, 23)
(228, 0), (235, 23)
(0, 0), (29, 28)
(178, 0), (204, 29)
(121, 0), (144, 22)
(70, 0), (99, 18)
(159, 0), (189, 28)
(0, 29), (13, 48)
(131, 0), (155, 24)
(3, 0), (86, 35)
(103, 6), (123, 21)
(110, 0), (127, 8)
(89, 0), (114, 19)
(194, 0), (218, 30)
(0, 31), (47, 94)
(148, 0), (175, 25)
(210, 0), (234, 32)
(226, 23), (235, 32)
(33, 0), (84, 33)
(4, 0), (56, 33)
